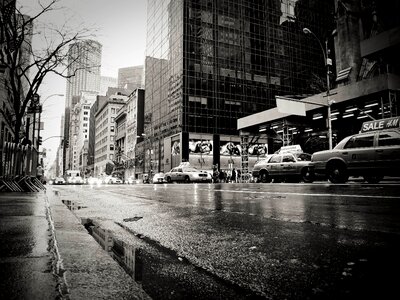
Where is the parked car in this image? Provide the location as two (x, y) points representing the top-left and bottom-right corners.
(87, 177), (101, 185)
(252, 153), (314, 183)
(103, 176), (123, 184)
(126, 176), (138, 184)
(311, 117), (400, 183)
(53, 177), (66, 185)
(164, 167), (212, 183)
(66, 176), (84, 185)
(152, 172), (166, 183)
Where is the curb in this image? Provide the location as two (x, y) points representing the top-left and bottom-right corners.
(46, 189), (150, 300)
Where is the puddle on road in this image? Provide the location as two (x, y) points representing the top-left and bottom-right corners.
(78, 218), (262, 300)
(61, 200), (87, 210)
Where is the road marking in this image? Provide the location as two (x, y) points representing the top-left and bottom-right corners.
(207, 189), (400, 199)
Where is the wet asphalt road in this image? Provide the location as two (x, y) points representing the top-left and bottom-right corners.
(54, 182), (400, 299)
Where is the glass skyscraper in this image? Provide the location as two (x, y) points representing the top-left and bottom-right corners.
(143, 0), (335, 172)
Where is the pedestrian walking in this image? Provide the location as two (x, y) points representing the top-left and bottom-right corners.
(36, 165), (44, 183)
(231, 168), (237, 183)
(219, 170), (225, 183)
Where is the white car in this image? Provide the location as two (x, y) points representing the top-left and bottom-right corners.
(126, 176), (138, 184)
(53, 177), (66, 185)
(103, 176), (123, 184)
(67, 176), (84, 185)
(164, 167), (212, 183)
(152, 172), (166, 183)
(87, 177), (101, 185)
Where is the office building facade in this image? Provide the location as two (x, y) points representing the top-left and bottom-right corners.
(143, 0), (335, 173)
(100, 76), (118, 96)
(118, 66), (144, 90)
(238, 0), (400, 154)
(93, 92), (129, 176)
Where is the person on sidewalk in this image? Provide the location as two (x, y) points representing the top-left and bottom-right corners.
(231, 168), (237, 183)
(37, 165), (44, 183)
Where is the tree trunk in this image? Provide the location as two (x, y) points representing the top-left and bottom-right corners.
(13, 118), (22, 144)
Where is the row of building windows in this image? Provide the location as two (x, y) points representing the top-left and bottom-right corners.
(94, 153), (114, 163)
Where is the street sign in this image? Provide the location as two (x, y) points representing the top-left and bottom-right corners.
(276, 96), (306, 116)
(360, 117), (400, 133)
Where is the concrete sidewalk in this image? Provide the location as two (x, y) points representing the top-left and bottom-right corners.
(0, 189), (149, 300)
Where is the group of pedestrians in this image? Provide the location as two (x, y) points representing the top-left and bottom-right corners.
(213, 168), (240, 183)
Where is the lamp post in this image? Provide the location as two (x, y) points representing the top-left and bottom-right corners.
(41, 93), (64, 106)
(36, 93), (64, 149)
(303, 28), (333, 149)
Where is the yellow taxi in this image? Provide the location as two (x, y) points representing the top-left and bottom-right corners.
(311, 117), (400, 183)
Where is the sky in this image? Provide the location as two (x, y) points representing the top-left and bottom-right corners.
(18, 0), (148, 167)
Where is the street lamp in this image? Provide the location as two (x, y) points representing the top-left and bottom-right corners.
(41, 93), (64, 106)
(33, 93), (64, 149)
(303, 28), (334, 149)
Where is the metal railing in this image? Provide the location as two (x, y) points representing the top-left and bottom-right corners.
(0, 142), (45, 192)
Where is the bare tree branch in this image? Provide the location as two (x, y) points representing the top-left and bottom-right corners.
(0, 0), (99, 143)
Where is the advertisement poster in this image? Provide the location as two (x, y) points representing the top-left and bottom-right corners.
(220, 141), (241, 156)
(189, 139), (213, 154)
(171, 141), (180, 156)
(248, 144), (268, 156)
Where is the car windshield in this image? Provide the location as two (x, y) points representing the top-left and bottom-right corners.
(295, 153), (311, 161)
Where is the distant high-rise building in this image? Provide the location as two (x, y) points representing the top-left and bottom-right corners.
(65, 40), (102, 108)
(70, 91), (97, 171)
(63, 40), (102, 172)
(100, 76), (117, 96)
(118, 66), (144, 90)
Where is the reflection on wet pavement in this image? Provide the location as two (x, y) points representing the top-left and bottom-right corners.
(57, 183), (400, 299)
(78, 218), (262, 299)
(61, 200), (86, 210)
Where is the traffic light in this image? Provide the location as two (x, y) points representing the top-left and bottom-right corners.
(38, 136), (42, 145)
(64, 139), (69, 148)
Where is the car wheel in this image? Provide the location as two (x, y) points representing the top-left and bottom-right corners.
(184, 176), (191, 183)
(363, 175), (383, 184)
(166, 176), (172, 183)
(259, 171), (271, 183)
(327, 162), (348, 183)
(301, 168), (314, 183)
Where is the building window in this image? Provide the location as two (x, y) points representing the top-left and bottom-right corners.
(110, 126), (114, 132)
(110, 145), (114, 151)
